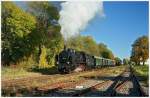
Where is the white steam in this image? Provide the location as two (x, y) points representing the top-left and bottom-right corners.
(58, 1), (104, 41)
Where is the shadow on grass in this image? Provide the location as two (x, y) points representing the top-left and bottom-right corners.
(29, 66), (59, 75)
(132, 68), (149, 87)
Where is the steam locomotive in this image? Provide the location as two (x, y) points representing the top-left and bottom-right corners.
(55, 46), (115, 73)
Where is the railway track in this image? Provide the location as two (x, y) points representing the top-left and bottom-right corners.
(27, 67), (125, 97)
(44, 66), (146, 97)
(2, 66), (146, 97)
(2, 69), (106, 96)
(76, 66), (146, 97)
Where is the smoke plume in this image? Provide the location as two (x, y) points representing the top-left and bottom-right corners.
(58, 1), (104, 41)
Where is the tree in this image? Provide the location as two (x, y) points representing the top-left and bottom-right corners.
(82, 36), (99, 56)
(67, 35), (99, 56)
(98, 43), (114, 59)
(39, 46), (49, 68)
(67, 36), (115, 59)
(27, 2), (60, 45)
(27, 2), (63, 66)
(2, 2), (36, 65)
(67, 35), (84, 51)
(123, 58), (129, 65)
(115, 57), (122, 65)
(130, 36), (149, 65)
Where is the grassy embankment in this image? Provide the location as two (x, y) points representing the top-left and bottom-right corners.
(1, 66), (58, 80)
(2, 65), (126, 97)
(132, 65), (149, 87)
(2, 65), (125, 81)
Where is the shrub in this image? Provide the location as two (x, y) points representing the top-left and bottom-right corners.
(38, 46), (49, 68)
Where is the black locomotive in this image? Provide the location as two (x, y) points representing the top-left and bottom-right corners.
(55, 46), (115, 73)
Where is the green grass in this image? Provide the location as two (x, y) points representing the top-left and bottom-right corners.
(133, 65), (149, 77)
(133, 65), (149, 87)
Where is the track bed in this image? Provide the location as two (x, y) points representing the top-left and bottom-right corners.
(2, 66), (147, 97)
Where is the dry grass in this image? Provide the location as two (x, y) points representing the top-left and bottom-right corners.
(2, 65), (126, 89)
(2, 67), (41, 80)
(2, 65), (127, 96)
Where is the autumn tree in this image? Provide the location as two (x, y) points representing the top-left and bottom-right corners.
(1, 2), (36, 65)
(98, 43), (114, 59)
(67, 35), (99, 56)
(67, 35), (84, 51)
(82, 36), (99, 56)
(130, 36), (149, 65)
(39, 46), (49, 68)
(67, 35), (115, 59)
(115, 57), (122, 65)
(27, 2), (63, 67)
(123, 58), (129, 65)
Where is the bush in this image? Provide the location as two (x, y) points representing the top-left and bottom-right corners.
(38, 46), (49, 68)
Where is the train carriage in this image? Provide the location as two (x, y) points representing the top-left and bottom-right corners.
(94, 56), (103, 68)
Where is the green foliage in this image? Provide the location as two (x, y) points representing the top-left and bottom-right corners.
(27, 2), (60, 45)
(133, 65), (149, 87)
(98, 43), (114, 59)
(82, 36), (99, 56)
(2, 2), (36, 65)
(134, 65), (149, 76)
(2, 1), (63, 71)
(67, 35), (99, 56)
(67, 35), (115, 58)
(17, 55), (37, 70)
(130, 35), (149, 65)
(2, 2), (36, 37)
(67, 35), (84, 51)
(115, 57), (122, 65)
(123, 58), (129, 65)
(27, 2), (63, 68)
(39, 46), (49, 68)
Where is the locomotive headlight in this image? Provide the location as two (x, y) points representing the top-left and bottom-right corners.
(67, 62), (70, 64)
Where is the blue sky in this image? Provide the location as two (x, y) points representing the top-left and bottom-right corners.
(81, 1), (148, 59)
(15, 1), (148, 59)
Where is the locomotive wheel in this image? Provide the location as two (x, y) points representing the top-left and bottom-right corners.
(63, 68), (67, 74)
(59, 68), (67, 74)
(63, 68), (70, 74)
(68, 68), (71, 74)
